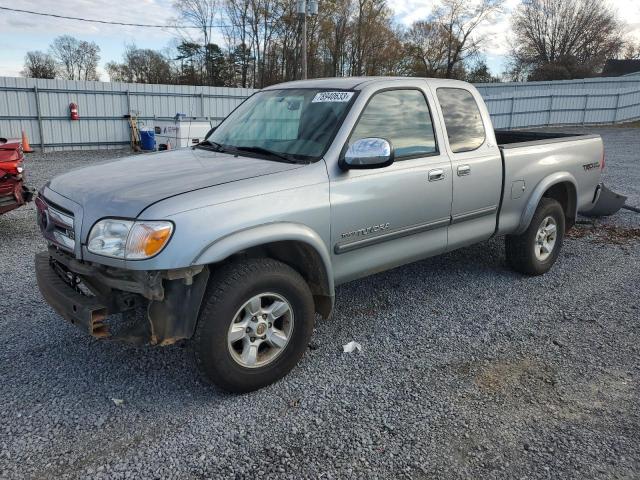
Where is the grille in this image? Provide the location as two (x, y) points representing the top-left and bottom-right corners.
(35, 196), (76, 252)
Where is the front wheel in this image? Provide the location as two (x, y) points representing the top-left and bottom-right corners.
(505, 197), (565, 276)
(193, 258), (315, 393)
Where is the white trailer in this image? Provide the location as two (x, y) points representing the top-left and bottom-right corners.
(153, 116), (214, 150)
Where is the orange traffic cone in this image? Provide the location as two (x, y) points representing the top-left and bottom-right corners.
(21, 130), (34, 153)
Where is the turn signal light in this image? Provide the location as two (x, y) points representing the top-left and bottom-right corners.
(126, 222), (173, 259)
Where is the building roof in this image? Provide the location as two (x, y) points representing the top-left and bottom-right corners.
(602, 59), (640, 77)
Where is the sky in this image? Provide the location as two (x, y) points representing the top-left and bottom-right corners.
(1, 0), (639, 80)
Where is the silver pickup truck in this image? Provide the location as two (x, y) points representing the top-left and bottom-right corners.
(35, 77), (605, 392)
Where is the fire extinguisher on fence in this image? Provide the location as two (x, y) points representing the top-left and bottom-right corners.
(69, 102), (79, 121)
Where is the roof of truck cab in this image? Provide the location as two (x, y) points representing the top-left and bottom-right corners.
(262, 76), (473, 91)
(262, 77), (390, 90)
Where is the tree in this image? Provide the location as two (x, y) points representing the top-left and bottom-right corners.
(174, 0), (217, 50)
(228, 42), (254, 87)
(219, 0), (407, 86)
(351, 0), (392, 76)
(435, 0), (504, 78)
(404, 21), (449, 77)
(403, 0), (503, 79)
(175, 41), (204, 84)
(22, 51), (57, 79)
(49, 35), (101, 81)
(170, 0), (505, 87)
(466, 60), (499, 83)
(223, 0), (253, 87)
(510, 0), (626, 80)
(623, 42), (640, 60)
(50, 35), (78, 80)
(106, 45), (173, 84)
(247, 0), (280, 88)
(174, 0), (220, 85)
(222, 0), (293, 87)
(317, 0), (353, 77)
(76, 40), (101, 81)
(204, 43), (232, 85)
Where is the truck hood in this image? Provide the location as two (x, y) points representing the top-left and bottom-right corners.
(47, 148), (303, 222)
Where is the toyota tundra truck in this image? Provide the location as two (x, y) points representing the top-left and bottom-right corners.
(35, 77), (605, 392)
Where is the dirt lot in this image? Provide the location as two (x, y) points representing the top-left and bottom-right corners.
(0, 128), (639, 479)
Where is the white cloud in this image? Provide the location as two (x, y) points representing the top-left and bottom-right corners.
(1, 0), (639, 78)
(388, 0), (435, 24)
(0, 0), (177, 38)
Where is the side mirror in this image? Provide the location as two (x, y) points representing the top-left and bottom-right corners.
(340, 137), (394, 170)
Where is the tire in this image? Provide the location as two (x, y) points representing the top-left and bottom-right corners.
(505, 197), (565, 276)
(193, 258), (315, 393)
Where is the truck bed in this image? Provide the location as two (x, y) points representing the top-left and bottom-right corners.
(495, 129), (593, 147)
(495, 130), (603, 235)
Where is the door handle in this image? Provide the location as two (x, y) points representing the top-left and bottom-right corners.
(428, 169), (445, 182)
(457, 165), (471, 176)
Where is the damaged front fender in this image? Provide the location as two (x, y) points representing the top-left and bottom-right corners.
(36, 249), (211, 346)
(147, 267), (209, 345)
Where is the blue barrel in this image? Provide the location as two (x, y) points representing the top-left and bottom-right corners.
(139, 129), (155, 151)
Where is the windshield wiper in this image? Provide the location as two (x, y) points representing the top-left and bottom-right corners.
(232, 146), (299, 163)
(194, 139), (226, 152)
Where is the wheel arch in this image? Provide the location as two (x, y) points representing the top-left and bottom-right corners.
(192, 223), (335, 318)
(516, 173), (578, 234)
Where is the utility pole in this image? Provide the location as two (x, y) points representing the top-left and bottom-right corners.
(300, 0), (307, 80)
(297, 0), (318, 80)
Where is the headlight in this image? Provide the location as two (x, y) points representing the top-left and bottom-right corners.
(87, 219), (173, 259)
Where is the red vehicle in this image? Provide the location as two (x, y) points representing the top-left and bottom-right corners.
(0, 138), (33, 215)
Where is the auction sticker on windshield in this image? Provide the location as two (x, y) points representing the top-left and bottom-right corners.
(312, 91), (354, 103)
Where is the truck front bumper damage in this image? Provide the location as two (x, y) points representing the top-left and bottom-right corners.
(35, 249), (209, 345)
(0, 181), (34, 215)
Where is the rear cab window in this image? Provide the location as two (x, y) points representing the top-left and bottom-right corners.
(436, 88), (486, 153)
(349, 89), (438, 160)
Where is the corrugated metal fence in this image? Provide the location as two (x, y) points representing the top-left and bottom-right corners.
(0, 77), (256, 151)
(1, 75), (639, 151)
(475, 77), (640, 129)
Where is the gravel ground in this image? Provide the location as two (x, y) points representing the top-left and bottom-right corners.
(1, 129), (639, 479)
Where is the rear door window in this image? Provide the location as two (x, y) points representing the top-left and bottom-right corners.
(436, 88), (486, 153)
(349, 89), (437, 159)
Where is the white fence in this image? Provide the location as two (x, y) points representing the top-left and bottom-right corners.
(1, 76), (639, 151)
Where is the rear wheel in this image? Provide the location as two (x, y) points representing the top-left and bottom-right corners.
(194, 258), (315, 393)
(505, 197), (565, 275)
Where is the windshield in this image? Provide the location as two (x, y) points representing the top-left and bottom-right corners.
(203, 88), (356, 162)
